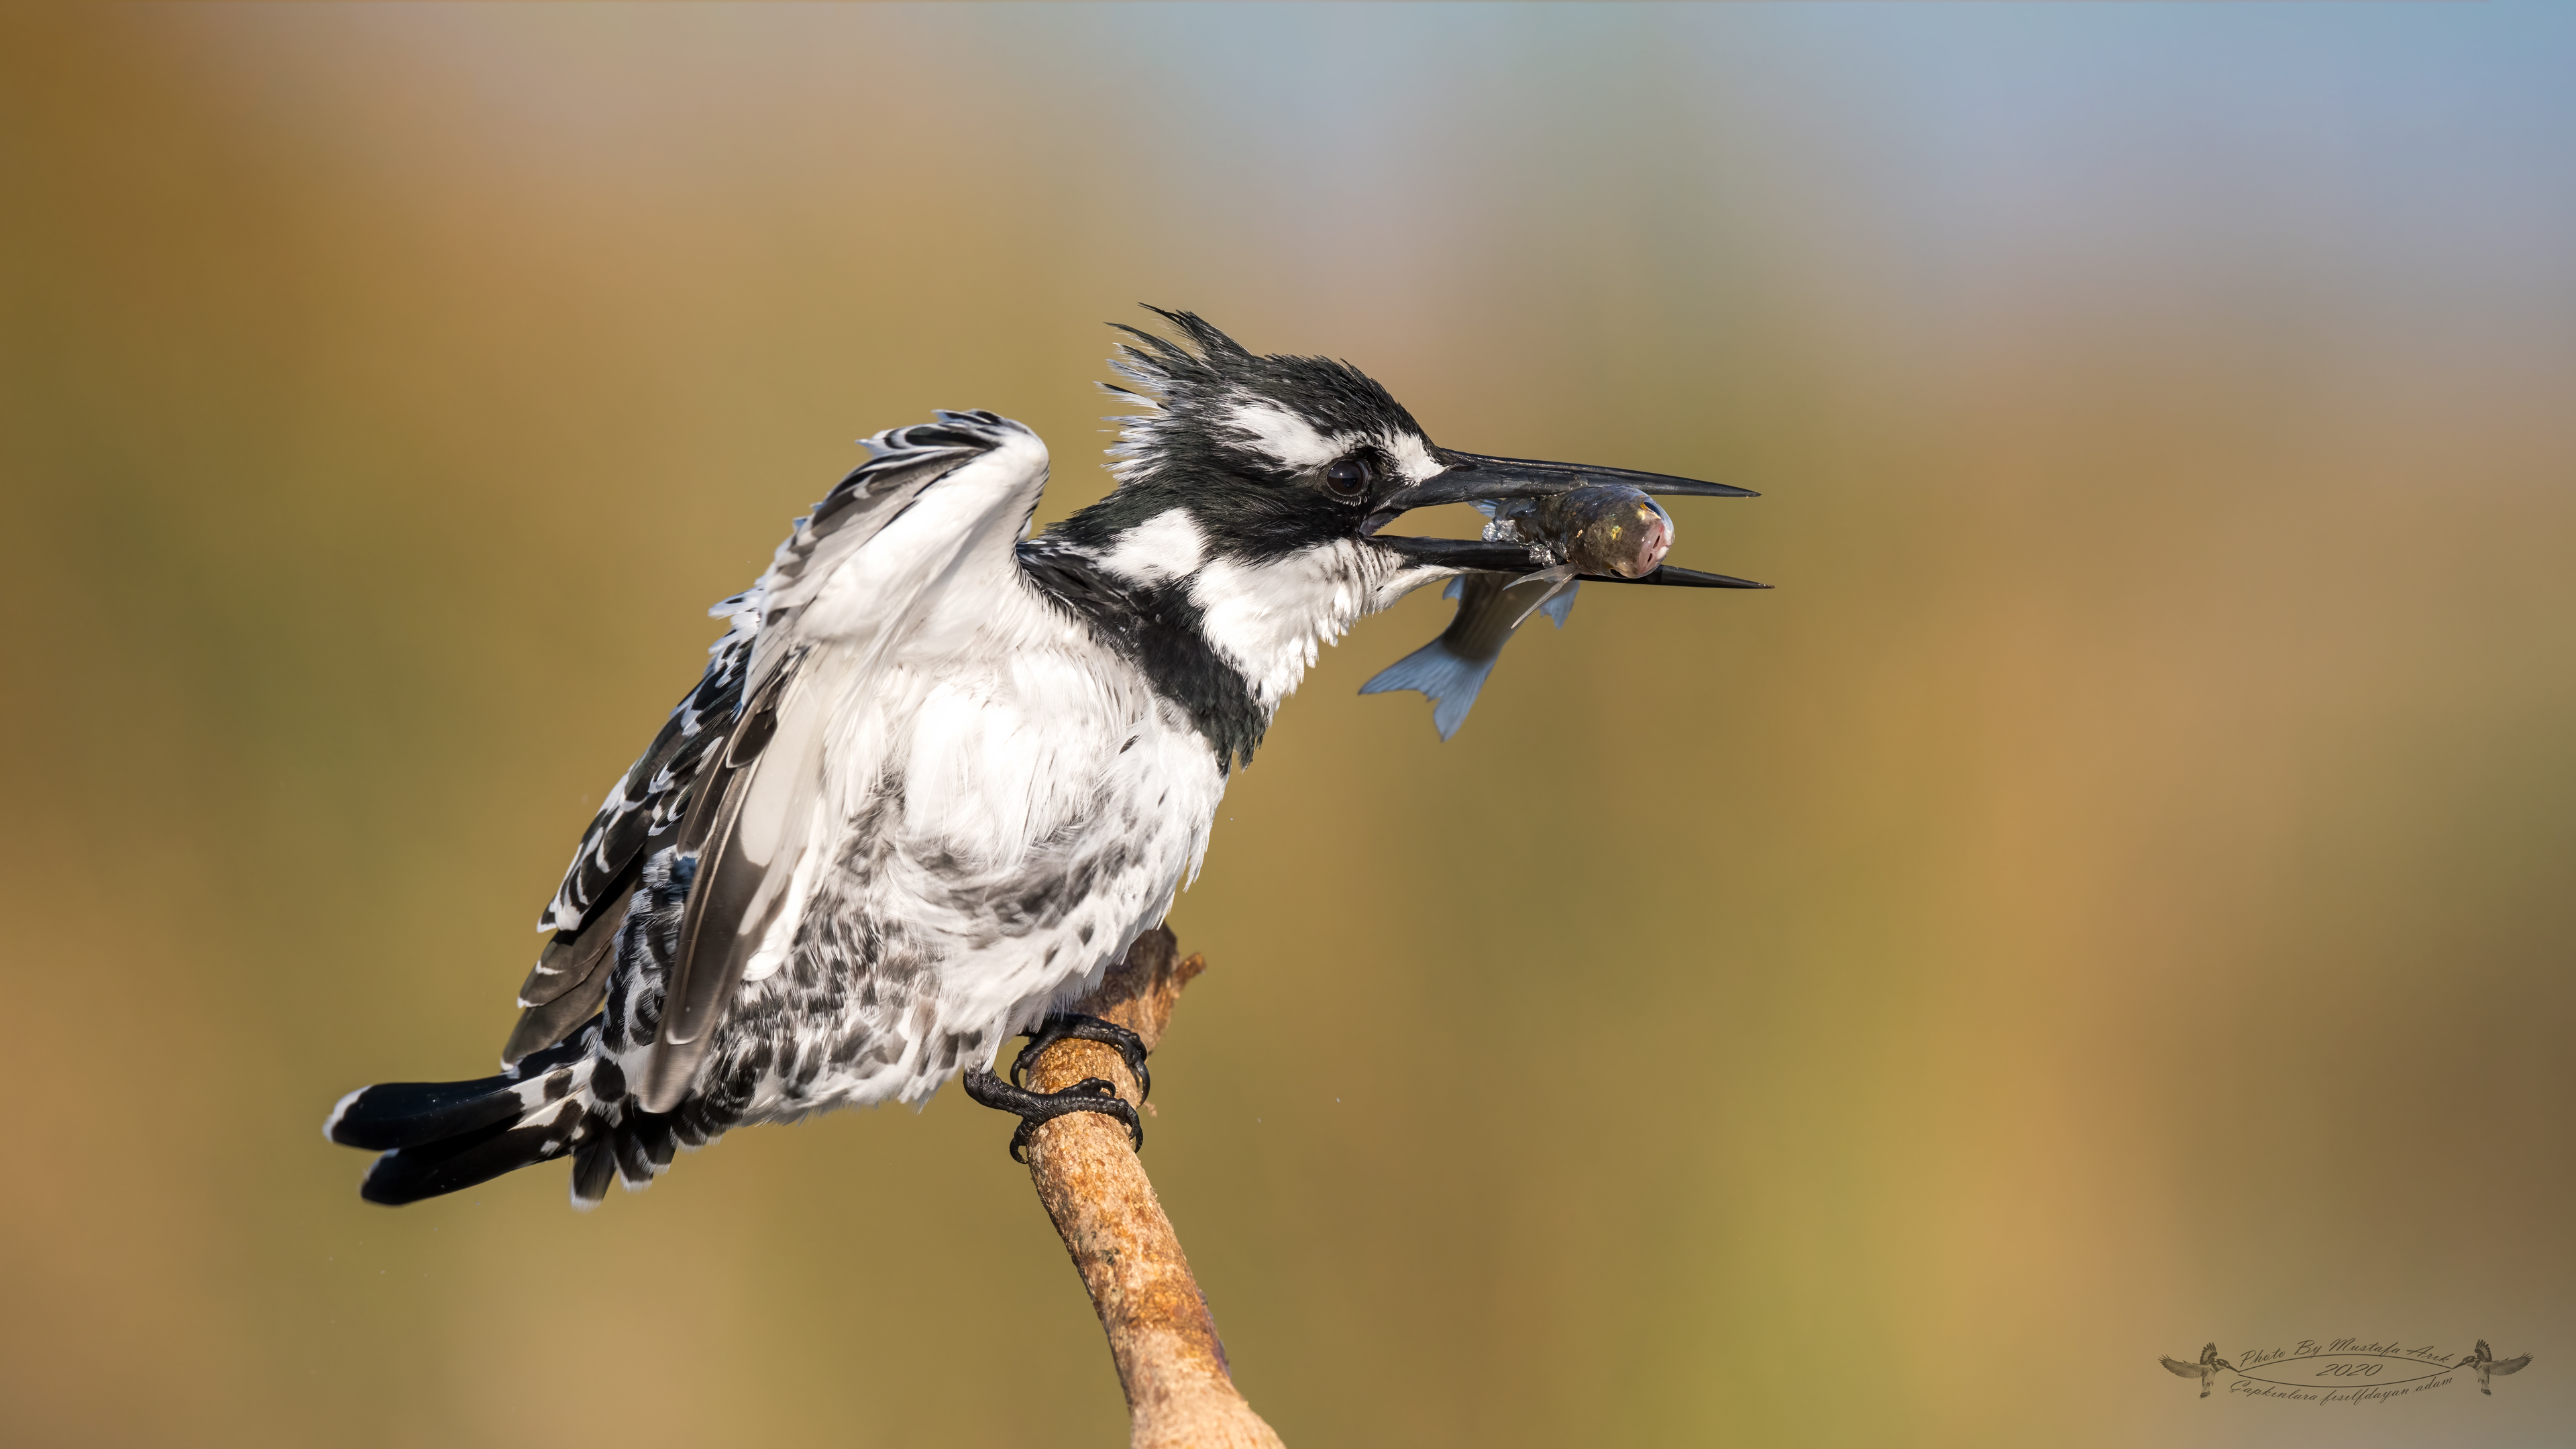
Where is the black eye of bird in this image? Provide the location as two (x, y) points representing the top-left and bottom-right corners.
(1322, 453), (1378, 499)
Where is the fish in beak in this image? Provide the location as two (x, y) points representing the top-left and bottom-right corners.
(1360, 451), (1767, 737)
(1363, 450), (1767, 590)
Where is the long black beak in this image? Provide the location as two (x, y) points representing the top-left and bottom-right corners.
(1370, 535), (1769, 589)
(1362, 450), (1758, 535)
(1364, 449), (1768, 589)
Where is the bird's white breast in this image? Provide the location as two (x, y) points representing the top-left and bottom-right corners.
(724, 564), (1228, 1112)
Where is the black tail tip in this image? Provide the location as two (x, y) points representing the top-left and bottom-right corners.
(354, 1120), (574, 1206)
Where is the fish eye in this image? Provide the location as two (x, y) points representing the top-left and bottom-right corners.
(1322, 453), (1378, 500)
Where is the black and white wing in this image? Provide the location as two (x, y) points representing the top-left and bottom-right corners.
(2159, 1357), (2204, 1378)
(635, 411), (1049, 1110)
(503, 411), (1051, 1099)
(2488, 1353), (2531, 1377)
(502, 610), (755, 1063)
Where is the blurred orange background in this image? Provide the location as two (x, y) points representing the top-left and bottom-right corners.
(3, 5), (2570, 1446)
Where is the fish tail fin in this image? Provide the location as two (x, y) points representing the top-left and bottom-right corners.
(1359, 639), (1498, 741)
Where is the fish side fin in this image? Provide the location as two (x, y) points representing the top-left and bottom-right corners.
(1538, 581), (1577, 627)
(1359, 638), (1499, 742)
(1443, 566), (1575, 627)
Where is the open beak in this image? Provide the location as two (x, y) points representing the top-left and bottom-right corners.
(1364, 449), (1770, 590)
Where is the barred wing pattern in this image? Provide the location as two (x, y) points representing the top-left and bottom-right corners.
(503, 411), (1038, 1070)
(501, 616), (755, 1062)
(533, 623), (751, 941)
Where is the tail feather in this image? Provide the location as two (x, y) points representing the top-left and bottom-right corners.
(327, 1030), (594, 1207)
(323, 1021), (712, 1208)
(360, 1118), (580, 1206)
(570, 1138), (619, 1206)
(1359, 639), (1499, 742)
(323, 1035), (588, 1151)
(568, 1107), (679, 1209)
(323, 1079), (525, 1152)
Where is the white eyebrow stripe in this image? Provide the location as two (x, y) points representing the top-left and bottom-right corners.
(1380, 430), (1444, 483)
(1222, 399), (1354, 470)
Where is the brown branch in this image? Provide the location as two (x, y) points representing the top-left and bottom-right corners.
(1009, 927), (1285, 1449)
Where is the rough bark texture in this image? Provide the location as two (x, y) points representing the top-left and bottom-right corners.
(1014, 928), (1285, 1449)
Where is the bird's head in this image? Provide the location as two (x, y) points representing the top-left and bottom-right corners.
(1051, 309), (1760, 712)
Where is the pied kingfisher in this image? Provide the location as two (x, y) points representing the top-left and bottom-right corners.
(325, 310), (1762, 1206)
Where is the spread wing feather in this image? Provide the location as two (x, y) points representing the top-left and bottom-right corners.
(2159, 1358), (2203, 1378)
(508, 411), (1050, 1086)
(499, 883), (627, 1064)
(533, 623), (753, 940)
(629, 411), (1051, 1110)
(2489, 1354), (2530, 1376)
(634, 649), (818, 1110)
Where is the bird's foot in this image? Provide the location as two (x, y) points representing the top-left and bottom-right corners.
(961, 1066), (1144, 1163)
(1010, 1012), (1150, 1100)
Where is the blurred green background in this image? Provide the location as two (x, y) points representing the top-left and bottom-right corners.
(5, 4), (2571, 1446)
